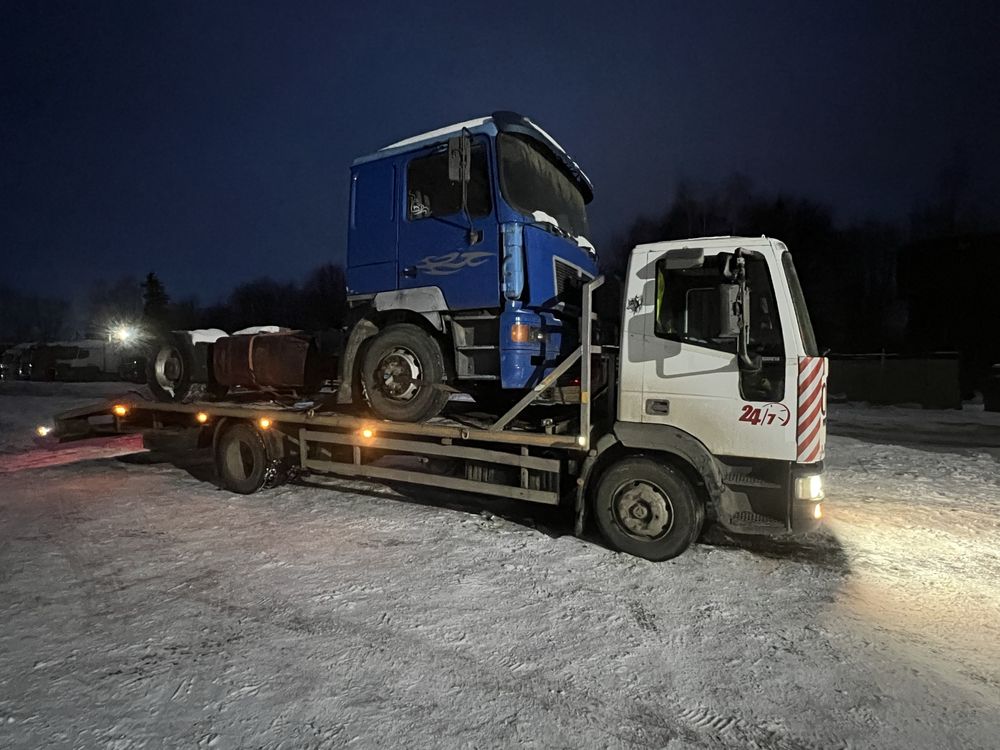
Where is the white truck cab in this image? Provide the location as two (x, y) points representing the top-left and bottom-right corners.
(600, 236), (827, 545)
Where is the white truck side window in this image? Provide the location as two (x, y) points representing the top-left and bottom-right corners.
(655, 251), (786, 401)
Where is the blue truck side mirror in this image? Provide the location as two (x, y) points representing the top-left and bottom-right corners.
(448, 135), (471, 183)
(448, 133), (480, 245)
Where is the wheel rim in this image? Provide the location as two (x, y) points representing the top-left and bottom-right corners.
(373, 346), (421, 401)
(611, 480), (674, 540)
(153, 346), (184, 397)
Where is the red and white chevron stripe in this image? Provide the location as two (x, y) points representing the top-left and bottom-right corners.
(797, 356), (828, 463)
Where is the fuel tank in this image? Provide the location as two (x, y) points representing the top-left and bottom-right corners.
(213, 332), (320, 390)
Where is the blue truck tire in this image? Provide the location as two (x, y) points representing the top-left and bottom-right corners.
(360, 323), (451, 422)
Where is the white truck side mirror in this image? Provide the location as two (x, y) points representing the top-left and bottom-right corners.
(719, 284), (741, 338)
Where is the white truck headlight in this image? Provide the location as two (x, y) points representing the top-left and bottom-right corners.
(795, 473), (824, 501)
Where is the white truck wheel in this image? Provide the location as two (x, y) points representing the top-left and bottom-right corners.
(593, 457), (704, 561)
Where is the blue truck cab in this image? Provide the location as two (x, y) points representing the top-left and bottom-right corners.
(342, 111), (597, 421)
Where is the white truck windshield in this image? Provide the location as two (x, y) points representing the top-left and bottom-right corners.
(781, 252), (819, 356)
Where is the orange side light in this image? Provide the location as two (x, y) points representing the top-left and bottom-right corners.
(258, 417), (272, 430)
(195, 412), (209, 424)
(510, 323), (530, 343)
(112, 404), (129, 417)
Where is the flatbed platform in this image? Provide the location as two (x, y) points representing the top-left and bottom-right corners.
(54, 394), (588, 451)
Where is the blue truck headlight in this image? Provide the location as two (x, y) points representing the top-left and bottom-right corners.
(501, 223), (525, 300)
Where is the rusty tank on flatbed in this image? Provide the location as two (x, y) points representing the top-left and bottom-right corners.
(213, 332), (321, 390)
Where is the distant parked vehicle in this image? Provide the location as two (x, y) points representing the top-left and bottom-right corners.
(1, 340), (134, 382)
(18, 345), (55, 380)
(50, 339), (126, 381)
(45, 344), (87, 380)
(0, 344), (31, 380)
(118, 355), (148, 384)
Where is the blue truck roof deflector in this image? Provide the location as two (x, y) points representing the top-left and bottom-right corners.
(352, 110), (593, 203)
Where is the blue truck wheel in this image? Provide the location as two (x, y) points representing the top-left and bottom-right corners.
(361, 323), (450, 422)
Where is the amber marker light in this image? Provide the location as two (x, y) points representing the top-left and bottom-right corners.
(360, 426), (376, 440)
(257, 417), (272, 430)
(195, 412), (209, 424)
(112, 404), (129, 417)
(36, 425), (51, 437)
(510, 323), (530, 343)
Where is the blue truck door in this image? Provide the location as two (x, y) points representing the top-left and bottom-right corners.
(346, 160), (397, 296)
(396, 140), (499, 311)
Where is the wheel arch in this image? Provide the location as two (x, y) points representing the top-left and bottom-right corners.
(577, 423), (724, 534)
(337, 307), (455, 403)
(211, 416), (285, 461)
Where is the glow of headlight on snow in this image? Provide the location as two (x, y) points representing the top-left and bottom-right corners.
(824, 500), (1000, 687)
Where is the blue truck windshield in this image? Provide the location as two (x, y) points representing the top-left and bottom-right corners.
(498, 133), (589, 238)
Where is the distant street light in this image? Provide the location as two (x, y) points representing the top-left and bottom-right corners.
(107, 321), (145, 346)
(113, 325), (136, 343)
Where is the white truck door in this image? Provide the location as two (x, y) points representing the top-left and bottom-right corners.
(635, 243), (797, 461)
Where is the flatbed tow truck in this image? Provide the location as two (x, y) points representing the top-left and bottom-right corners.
(49, 237), (828, 561)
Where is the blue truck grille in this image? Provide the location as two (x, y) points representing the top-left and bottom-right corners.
(554, 260), (592, 306)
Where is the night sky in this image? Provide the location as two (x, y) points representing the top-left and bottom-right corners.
(3, 1), (999, 303)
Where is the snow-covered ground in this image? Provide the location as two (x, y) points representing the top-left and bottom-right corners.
(828, 401), (1000, 458)
(0, 385), (998, 749)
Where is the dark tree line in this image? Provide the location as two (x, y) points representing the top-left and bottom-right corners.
(145, 264), (348, 335)
(0, 264), (349, 347)
(601, 173), (994, 364)
(4, 164), (996, 389)
(192, 263), (348, 332)
(0, 286), (70, 342)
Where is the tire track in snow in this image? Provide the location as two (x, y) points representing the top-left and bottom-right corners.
(159, 552), (836, 750)
(665, 702), (837, 750)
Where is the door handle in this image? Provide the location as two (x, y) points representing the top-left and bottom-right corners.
(401, 266), (417, 278)
(645, 399), (670, 415)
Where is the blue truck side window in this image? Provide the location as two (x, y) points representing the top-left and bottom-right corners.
(407, 144), (491, 220)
